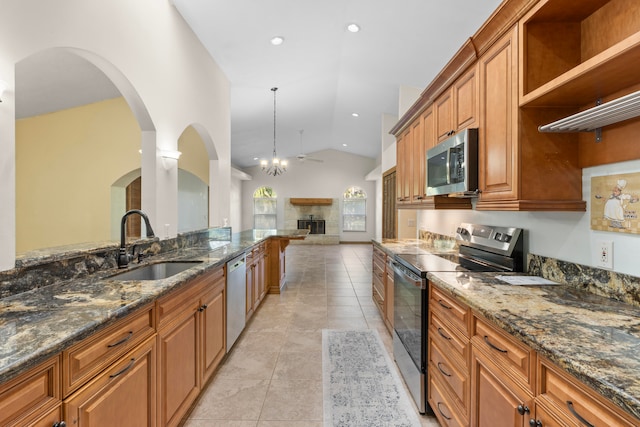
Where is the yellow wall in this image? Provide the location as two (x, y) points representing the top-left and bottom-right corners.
(178, 126), (209, 184)
(16, 97), (141, 253)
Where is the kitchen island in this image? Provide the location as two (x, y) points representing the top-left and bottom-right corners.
(0, 228), (307, 427)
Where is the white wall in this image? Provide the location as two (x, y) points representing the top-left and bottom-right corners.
(0, 0), (231, 270)
(416, 159), (640, 277)
(241, 149), (376, 242)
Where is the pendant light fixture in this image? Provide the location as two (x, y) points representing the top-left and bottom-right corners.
(261, 87), (288, 176)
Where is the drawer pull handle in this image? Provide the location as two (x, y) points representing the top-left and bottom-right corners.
(517, 404), (530, 415)
(528, 420), (542, 427)
(109, 358), (136, 378)
(437, 300), (452, 310)
(484, 335), (508, 353)
(436, 402), (452, 420)
(566, 401), (594, 427)
(437, 327), (452, 341)
(107, 331), (133, 348)
(437, 362), (452, 377)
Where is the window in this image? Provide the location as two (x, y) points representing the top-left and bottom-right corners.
(343, 186), (366, 231)
(253, 186), (277, 229)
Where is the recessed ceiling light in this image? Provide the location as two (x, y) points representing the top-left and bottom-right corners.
(347, 23), (360, 33)
(342, 143), (348, 147)
(270, 36), (284, 45)
(253, 157), (259, 161)
(351, 112), (359, 117)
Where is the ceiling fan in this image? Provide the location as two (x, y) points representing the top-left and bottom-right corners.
(295, 130), (324, 163)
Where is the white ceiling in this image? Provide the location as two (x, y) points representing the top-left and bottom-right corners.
(15, 0), (503, 169)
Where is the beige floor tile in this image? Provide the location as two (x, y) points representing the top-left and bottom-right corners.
(281, 328), (323, 352)
(234, 330), (287, 352)
(259, 379), (323, 421)
(184, 421), (258, 427)
(189, 378), (269, 420)
(272, 351), (322, 380)
(257, 422), (322, 427)
(326, 295), (360, 306)
(215, 350), (278, 380)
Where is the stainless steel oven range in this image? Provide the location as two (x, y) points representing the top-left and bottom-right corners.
(391, 223), (524, 414)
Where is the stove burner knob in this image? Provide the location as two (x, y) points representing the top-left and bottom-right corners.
(503, 234), (512, 242)
(495, 232), (502, 240)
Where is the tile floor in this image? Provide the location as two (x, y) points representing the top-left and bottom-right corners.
(184, 244), (440, 427)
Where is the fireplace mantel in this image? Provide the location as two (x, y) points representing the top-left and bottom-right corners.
(289, 198), (333, 206)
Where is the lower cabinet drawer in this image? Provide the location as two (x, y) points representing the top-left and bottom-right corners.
(430, 310), (469, 369)
(429, 337), (469, 415)
(538, 357), (636, 427)
(63, 305), (155, 396)
(428, 372), (467, 427)
(472, 316), (534, 392)
(0, 355), (61, 427)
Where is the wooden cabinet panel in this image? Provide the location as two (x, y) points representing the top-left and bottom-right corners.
(472, 316), (535, 393)
(63, 305), (155, 396)
(537, 356), (636, 427)
(478, 25), (519, 204)
(435, 90), (454, 142)
(64, 335), (156, 427)
(396, 128), (412, 204)
(384, 259), (394, 333)
(454, 64), (478, 130)
(429, 310), (469, 369)
(0, 355), (61, 427)
(429, 372), (467, 427)
(430, 337), (470, 414)
(411, 118), (426, 203)
(200, 270), (225, 385)
(157, 303), (199, 427)
(30, 405), (64, 427)
(430, 285), (471, 337)
(471, 346), (533, 427)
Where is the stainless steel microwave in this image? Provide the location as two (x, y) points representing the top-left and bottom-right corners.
(426, 128), (479, 197)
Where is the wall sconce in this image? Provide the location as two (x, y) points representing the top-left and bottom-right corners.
(0, 80), (8, 102)
(159, 149), (182, 171)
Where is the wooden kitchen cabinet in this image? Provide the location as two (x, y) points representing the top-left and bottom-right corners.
(396, 127), (412, 205)
(533, 356), (638, 427)
(371, 246), (394, 334)
(64, 335), (157, 427)
(435, 64), (478, 143)
(470, 345), (534, 427)
(246, 243), (268, 321)
(384, 257), (394, 332)
(62, 304), (155, 396)
(157, 265), (226, 427)
(428, 283), (472, 425)
(0, 355), (62, 427)
(245, 248), (255, 320)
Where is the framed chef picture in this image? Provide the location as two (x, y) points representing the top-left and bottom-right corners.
(591, 172), (640, 234)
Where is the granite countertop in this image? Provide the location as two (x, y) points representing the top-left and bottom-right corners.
(427, 271), (640, 420)
(0, 229), (307, 384)
(372, 238), (640, 420)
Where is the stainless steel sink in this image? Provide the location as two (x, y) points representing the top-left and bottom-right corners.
(110, 261), (202, 281)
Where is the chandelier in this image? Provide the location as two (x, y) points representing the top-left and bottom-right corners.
(261, 87), (288, 176)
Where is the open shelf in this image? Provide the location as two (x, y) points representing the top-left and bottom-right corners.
(520, 0), (640, 107)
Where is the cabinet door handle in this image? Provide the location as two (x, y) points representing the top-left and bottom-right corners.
(528, 420), (542, 427)
(484, 335), (508, 353)
(437, 362), (452, 377)
(107, 331), (133, 348)
(517, 404), (530, 415)
(566, 401), (595, 427)
(109, 358), (136, 378)
(436, 402), (452, 420)
(437, 299), (452, 310)
(53, 422), (67, 427)
(437, 327), (452, 341)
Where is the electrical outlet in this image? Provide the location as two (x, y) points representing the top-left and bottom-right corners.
(596, 241), (613, 269)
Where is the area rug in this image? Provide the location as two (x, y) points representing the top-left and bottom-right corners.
(322, 329), (422, 427)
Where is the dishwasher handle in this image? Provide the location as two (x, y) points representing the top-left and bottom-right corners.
(228, 255), (246, 273)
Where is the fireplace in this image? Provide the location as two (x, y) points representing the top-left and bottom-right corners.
(298, 216), (325, 234)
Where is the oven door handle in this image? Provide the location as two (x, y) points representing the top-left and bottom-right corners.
(391, 261), (425, 289)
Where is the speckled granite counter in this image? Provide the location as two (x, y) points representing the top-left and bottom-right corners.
(427, 271), (640, 420)
(374, 237), (640, 420)
(0, 228), (307, 384)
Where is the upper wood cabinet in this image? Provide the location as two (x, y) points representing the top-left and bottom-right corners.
(476, 25), (585, 211)
(435, 64), (478, 143)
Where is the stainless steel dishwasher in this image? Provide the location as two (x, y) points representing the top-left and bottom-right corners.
(226, 253), (246, 351)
